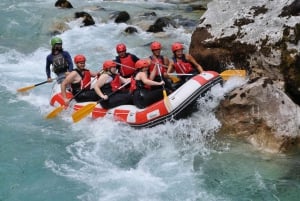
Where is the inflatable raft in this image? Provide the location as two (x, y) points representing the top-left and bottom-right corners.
(50, 71), (222, 128)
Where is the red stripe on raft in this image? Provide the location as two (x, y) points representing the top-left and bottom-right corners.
(135, 100), (169, 124)
(92, 107), (108, 118)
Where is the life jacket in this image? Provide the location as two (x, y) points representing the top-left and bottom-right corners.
(129, 72), (151, 94)
(52, 52), (68, 74)
(149, 55), (166, 76)
(116, 54), (136, 77)
(100, 74), (121, 94)
(70, 69), (91, 95)
(172, 54), (194, 74)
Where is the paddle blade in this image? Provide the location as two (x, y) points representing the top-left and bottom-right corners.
(72, 103), (97, 123)
(163, 89), (172, 111)
(45, 105), (64, 119)
(17, 85), (35, 93)
(169, 75), (180, 83)
(220, 70), (246, 80)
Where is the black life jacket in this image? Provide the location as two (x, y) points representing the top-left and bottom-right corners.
(52, 53), (68, 74)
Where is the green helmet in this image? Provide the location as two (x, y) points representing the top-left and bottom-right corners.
(50, 37), (63, 47)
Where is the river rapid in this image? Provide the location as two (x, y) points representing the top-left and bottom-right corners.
(1, 0), (300, 201)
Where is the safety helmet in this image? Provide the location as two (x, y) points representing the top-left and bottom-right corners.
(74, 54), (86, 63)
(135, 59), (149, 69)
(103, 60), (116, 70)
(171, 42), (184, 52)
(116, 43), (126, 53)
(50, 37), (63, 47)
(150, 41), (162, 50)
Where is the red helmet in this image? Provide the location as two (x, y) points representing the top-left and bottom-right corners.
(150, 41), (161, 50)
(103, 60), (116, 70)
(116, 43), (126, 53)
(135, 59), (149, 69)
(171, 42), (184, 52)
(74, 54), (86, 63)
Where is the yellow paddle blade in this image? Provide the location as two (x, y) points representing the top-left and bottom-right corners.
(17, 85), (35, 93)
(45, 105), (64, 119)
(72, 103), (97, 123)
(169, 75), (180, 83)
(220, 70), (246, 80)
(163, 89), (172, 111)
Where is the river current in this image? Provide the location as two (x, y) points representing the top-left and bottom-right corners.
(1, 0), (300, 201)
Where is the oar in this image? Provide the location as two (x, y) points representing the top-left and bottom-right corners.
(45, 76), (97, 119)
(17, 79), (52, 93)
(72, 81), (131, 123)
(219, 69), (246, 80)
(156, 64), (172, 111)
(168, 69), (246, 80)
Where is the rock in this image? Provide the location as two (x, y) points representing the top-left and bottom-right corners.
(55, 0), (73, 9)
(147, 17), (177, 33)
(190, 0), (300, 104)
(216, 77), (300, 153)
(111, 11), (130, 23)
(124, 26), (138, 34)
(74, 12), (95, 26)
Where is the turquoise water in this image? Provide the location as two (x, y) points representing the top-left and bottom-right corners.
(1, 0), (300, 201)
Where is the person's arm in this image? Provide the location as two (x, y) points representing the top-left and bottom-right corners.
(140, 72), (164, 86)
(94, 74), (109, 100)
(46, 55), (52, 81)
(120, 75), (131, 84)
(61, 71), (76, 105)
(186, 53), (204, 73)
(89, 69), (98, 77)
(167, 60), (175, 74)
(162, 56), (170, 78)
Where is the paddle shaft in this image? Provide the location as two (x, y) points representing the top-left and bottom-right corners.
(35, 80), (50, 87)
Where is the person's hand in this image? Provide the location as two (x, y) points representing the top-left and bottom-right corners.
(47, 78), (53, 82)
(159, 81), (165, 85)
(101, 94), (108, 100)
(63, 98), (70, 106)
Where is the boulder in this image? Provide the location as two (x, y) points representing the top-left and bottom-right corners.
(216, 77), (300, 153)
(147, 17), (177, 33)
(74, 12), (95, 26)
(190, 0), (300, 104)
(191, 0), (300, 152)
(55, 0), (73, 9)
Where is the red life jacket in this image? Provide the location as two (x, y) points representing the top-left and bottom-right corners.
(71, 69), (91, 91)
(172, 55), (194, 74)
(129, 73), (151, 94)
(119, 55), (136, 77)
(101, 74), (121, 94)
(110, 74), (121, 92)
(149, 55), (166, 76)
(81, 69), (91, 89)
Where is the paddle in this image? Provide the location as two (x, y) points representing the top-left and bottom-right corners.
(219, 69), (246, 80)
(156, 63), (172, 111)
(168, 69), (246, 80)
(72, 81), (131, 123)
(45, 76), (98, 119)
(17, 79), (52, 93)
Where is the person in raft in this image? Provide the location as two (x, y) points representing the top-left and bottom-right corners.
(94, 60), (133, 109)
(130, 59), (165, 109)
(61, 54), (99, 105)
(167, 42), (204, 86)
(146, 41), (173, 92)
(114, 43), (140, 78)
(46, 37), (74, 84)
